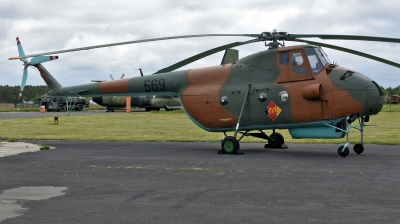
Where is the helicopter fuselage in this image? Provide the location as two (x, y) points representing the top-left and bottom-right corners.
(44, 45), (384, 136)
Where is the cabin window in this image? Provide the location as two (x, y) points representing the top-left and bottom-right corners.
(291, 52), (308, 75)
(291, 52), (304, 66)
(280, 53), (289, 65)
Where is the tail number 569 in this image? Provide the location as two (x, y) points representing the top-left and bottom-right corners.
(144, 79), (166, 92)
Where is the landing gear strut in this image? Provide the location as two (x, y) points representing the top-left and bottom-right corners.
(336, 115), (369, 157)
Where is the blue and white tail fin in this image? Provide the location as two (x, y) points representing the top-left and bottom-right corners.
(15, 37), (61, 99)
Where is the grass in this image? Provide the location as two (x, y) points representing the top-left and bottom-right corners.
(0, 106), (105, 112)
(39, 145), (51, 150)
(0, 107), (40, 112)
(0, 109), (399, 145)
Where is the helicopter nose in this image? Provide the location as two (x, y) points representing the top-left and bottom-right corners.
(92, 96), (102, 105)
(367, 81), (384, 115)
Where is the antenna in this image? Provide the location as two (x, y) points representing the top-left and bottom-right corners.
(135, 68), (144, 76)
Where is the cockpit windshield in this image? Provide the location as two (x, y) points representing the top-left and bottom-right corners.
(315, 47), (330, 66)
(305, 47), (330, 75)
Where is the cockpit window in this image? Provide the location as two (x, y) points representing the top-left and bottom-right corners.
(291, 52), (308, 75)
(292, 52), (304, 66)
(305, 47), (324, 75)
(280, 53), (289, 66)
(315, 47), (330, 66)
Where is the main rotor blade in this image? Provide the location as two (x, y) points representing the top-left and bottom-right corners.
(290, 34), (400, 43)
(294, 38), (400, 68)
(154, 39), (259, 74)
(9, 34), (258, 60)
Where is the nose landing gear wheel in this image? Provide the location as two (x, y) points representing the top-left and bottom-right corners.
(338, 146), (349, 157)
(353, 144), (364, 154)
(220, 136), (240, 154)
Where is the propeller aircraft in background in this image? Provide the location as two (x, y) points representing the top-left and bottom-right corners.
(11, 30), (399, 157)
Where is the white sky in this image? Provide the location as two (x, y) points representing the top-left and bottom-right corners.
(1, 0), (400, 88)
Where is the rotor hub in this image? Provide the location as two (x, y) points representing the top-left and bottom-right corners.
(258, 30), (291, 49)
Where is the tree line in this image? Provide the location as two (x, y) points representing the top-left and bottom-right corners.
(1, 85), (400, 103)
(383, 85), (400, 96)
(0, 85), (49, 103)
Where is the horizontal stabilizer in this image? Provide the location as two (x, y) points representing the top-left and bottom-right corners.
(30, 56), (59, 65)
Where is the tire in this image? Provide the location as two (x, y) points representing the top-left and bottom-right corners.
(268, 133), (283, 148)
(274, 132), (284, 144)
(338, 146), (349, 157)
(353, 144), (364, 154)
(221, 136), (240, 154)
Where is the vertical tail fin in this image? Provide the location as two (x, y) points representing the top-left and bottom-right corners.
(221, 48), (239, 65)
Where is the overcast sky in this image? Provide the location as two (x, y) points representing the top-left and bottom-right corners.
(1, 0), (400, 88)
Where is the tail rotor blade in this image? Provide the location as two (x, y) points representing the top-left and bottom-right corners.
(16, 37), (26, 59)
(30, 55), (59, 65)
(18, 68), (28, 99)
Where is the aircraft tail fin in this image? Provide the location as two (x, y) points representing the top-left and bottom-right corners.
(221, 48), (239, 65)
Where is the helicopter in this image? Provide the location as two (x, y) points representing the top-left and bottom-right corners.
(10, 31), (399, 157)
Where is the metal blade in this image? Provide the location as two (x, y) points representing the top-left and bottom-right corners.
(290, 34), (400, 43)
(9, 34), (258, 60)
(294, 38), (400, 68)
(154, 38), (259, 74)
(109, 74), (114, 80)
(18, 68), (28, 99)
(30, 55), (59, 65)
(16, 37), (26, 58)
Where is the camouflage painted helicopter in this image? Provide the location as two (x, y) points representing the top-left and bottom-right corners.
(11, 31), (398, 157)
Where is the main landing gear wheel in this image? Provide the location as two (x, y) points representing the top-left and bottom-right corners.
(353, 144), (364, 154)
(338, 146), (349, 157)
(268, 133), (284, 148)
(220, 136), (240, 154)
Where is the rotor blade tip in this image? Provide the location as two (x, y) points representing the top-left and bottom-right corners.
(8, 56), (21, 60)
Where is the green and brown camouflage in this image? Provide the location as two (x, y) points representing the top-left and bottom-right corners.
(39, 45), (383, 133)
(11, 32), (397, 156)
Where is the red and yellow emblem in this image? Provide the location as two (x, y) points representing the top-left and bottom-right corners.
(264, 101), (282, 121)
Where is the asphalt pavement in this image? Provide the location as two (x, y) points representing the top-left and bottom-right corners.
(1, 141), (399, 223)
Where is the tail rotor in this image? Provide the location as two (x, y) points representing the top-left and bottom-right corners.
(15, 37), (59, 99)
